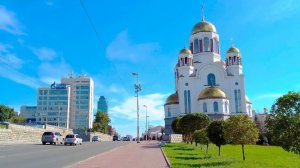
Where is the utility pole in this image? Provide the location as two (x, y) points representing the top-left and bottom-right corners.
(132, 72), (142, 143)
(143, 105), (148, 141)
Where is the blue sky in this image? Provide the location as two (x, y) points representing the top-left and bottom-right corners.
(1, 0), (300, 136)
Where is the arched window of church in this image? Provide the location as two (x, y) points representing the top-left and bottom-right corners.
(203, 102), (207, 112)
(185, 57), (187, 65)
(213, 38), (219, 53)
(210, 39), (213, 52)
(167, 108), (171, 117)
(188, 90), (191, 113)
(204, 37), (210, 52)
(225, 101), (228, 113)
(199, 39), (203, 52)
(194, 39), (199, 53)
(207, 73), (216, 86)
(190, 42), (193, 54)
(234, 56), (236, 64)
(214, 102), (219, 112)
(184, 90), (188, 113)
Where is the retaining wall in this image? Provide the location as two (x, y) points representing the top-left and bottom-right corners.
(89, 132), (113, 141)
(0, 124), (72, 145)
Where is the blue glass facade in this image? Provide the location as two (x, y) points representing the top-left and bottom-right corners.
(97, 96), (108, 113)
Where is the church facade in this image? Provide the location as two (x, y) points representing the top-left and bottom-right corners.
(164, 16), (253, 135)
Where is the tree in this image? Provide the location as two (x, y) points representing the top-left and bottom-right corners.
(171, 117), (182, 134)
(266, 91), (300, 155)
(10, 116), (25, 123)
(178, 113), (209, 144)
(207, 120), (226, 156)
(224, 115), (258, 160)
(0, 105), (15, 122)
(194, 129), (209, 154)
(92, 111), (111, 133)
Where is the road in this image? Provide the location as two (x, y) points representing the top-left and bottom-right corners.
(0, 141), (130, 168)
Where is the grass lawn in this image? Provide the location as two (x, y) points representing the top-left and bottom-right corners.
(162, 143), (300, 168)
(0, 124), (6, 129)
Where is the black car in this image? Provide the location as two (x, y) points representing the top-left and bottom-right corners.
(113, 135), (119, 141)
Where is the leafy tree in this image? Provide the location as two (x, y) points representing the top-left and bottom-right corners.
(10, 116), (25, 123)
(267, 91), (300, 155)
(207, 120), (226, 156)
(224, 115), (258, 160)
(194, 129), (209, 154)
(93, 111), (111, 133)
(0, 105), (15, 122)
(178, 113), (209, 144)
(171, 117), (182, 134)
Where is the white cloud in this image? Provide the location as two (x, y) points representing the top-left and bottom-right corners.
(108, 84), (126, 93)
(109, 93), (168, 121)
(0, 64), (40, 88)
(0, 5), (23, 35)
(0, 43), (24, 69)
(244, 0), (300, 23)
(38, 60), (72, 84)
(254, 93), (283, 100)
(33, 47), (57, 61)
(106, 30), (159, 62)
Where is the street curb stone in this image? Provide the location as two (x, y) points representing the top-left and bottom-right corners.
(160, 146), (171, 168)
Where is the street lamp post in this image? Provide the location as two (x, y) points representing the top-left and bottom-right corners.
(132, 72), (142, 143)
(143, 105), (148, 141)
(58, 102), (61, 128)
(147, 115), (149, 139)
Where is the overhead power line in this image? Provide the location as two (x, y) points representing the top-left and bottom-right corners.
(79, 0), (103, 46)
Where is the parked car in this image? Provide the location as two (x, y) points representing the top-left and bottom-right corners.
(113, 135), (119, 141)
(122, 137), (130, 141)
(92, 136), (101, 142)
(64, 134), (82, 146)
(42, 131), (64, 145)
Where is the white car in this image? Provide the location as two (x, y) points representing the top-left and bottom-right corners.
(64, 134), (82, 146)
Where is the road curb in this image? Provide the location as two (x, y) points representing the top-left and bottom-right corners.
(160, 145), (171, 168)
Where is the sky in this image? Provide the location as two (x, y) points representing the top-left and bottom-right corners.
(0, 0), (300, 136)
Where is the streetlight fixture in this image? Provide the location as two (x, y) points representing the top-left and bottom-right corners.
(132, 72), (142, 143)
(143, 105), (148, 141)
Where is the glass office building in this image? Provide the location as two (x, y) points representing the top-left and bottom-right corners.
(36, 83), (71, 129)
(97, 96), (108, 113)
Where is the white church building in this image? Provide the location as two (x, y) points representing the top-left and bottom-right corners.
(164, 15), (253, 135)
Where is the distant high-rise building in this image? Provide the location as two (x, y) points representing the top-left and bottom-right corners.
(97, 96), (108, 113)
(36, 83), (71, 129)
(20, 106), (37, 123)
(61, 75), (94, 129)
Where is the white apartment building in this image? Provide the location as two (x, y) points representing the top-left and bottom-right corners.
(20, 105), (37, 123)
(61, 75), (94, 129)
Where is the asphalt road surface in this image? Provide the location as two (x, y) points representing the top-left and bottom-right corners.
(0, 141), (130, 168)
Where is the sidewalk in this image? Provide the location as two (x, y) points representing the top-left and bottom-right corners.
(72, 141), (169, 168)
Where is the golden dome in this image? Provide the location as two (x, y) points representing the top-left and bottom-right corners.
(165, 92), (179, 105)
(192, 21), (217, 34)
(226, 47), (240, 54)
(198, 87), (227, 100)
(179, 48), (192, 55)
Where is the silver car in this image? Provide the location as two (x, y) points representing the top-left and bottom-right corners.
(64, 134), (82, 146)
(42, 132), (64, 145)
(92, 136), (101, 142)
